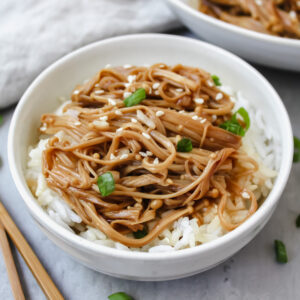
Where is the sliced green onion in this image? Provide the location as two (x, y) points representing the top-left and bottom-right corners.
(296, 215), (300, 227)
(133, 226), (148, 239)
(219, 107), (250, 137)
(293, 136), (300, 162)
(97, 172), (115, 197)
(108, 292), (133, 300)
(274, 240), (288, 263)
(220, 121), (245, 136)
(211, 74), (221, 86)
(232, 107), (250, 131)
(124, 88), (146, 107)
(177, 138), (193, 152)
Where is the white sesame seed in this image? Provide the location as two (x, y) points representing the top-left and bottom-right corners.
(73, 90), (79, 95)
(176, 88), (184, 92)
(211, 115), (217, 122)
(115, 110), (122, 115)
(40, 126), (47, 132)
(105, 64), (112, 68)
(146, 151), (153, 156)
(255, 0), (262, 5)
(108, 98), (116, 105)
(166, 178), (173, 184)
(110, 153), (116, 160)
(152, 82), (160, 89)
(94, 90), (104, 95)
(93, 120), (109, 128)
(74, 121), (81, 126)
(93, 153), (100, 159)
(156, 111), (164, 117)
(120, 153), (128, 160)
(153, 158), (159, 165)
(131, 118), (137, 123)
(154, 90), (159, 95)
(200, 118), (206, 124)
(142, 132), (151, 139)
(215, 93), (223, 101)
(195, 98), (204, 104)
(289, 10), (297, 19)
(94, 83), (100, 87)
(192, 115), (198, 120)
(206, 80), (213, 87)
(179, 110), (185, 114)
(123, 64), (132, 69)
(242, 191), (250, 199)
(139, 151), (147, 157)
(100, 116), (108, 121)
(127, 75), (136, 83)
(123, 92), (132, 98)
(210, 153), (217, 159)
(116, 128), (123, 133)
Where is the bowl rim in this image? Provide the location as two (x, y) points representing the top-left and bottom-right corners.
(167, 0), (300, 47)
(8, 33), (293, 261)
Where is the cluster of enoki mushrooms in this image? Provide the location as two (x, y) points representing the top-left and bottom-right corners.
(198, 0), (300, 39)
(40, 64), (259, 248)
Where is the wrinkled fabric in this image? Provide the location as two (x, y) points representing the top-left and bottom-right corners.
(0, 0), (180, 108)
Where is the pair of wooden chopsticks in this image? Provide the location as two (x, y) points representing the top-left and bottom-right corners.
(0, 201), (64, 300)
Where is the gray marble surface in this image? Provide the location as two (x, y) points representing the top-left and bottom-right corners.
(1, 29), (300, 300)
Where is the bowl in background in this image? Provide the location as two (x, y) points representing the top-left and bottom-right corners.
(166, 0), (300, 72)
(8, 34), (293, 281)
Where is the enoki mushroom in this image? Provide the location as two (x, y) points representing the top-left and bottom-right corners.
(40, 64), (258, 247)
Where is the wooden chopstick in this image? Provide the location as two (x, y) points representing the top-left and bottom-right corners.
(0, 201), (64, 300)
(0, 220), (25, 300)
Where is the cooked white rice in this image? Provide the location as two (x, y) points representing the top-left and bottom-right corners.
(26, 84), (278, 252)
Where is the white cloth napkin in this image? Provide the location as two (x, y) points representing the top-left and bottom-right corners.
(0, 0), (180, 108)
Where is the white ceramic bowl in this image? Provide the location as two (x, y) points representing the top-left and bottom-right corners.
(8, 34), (293, 281)
(166, 0), (300, 72)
